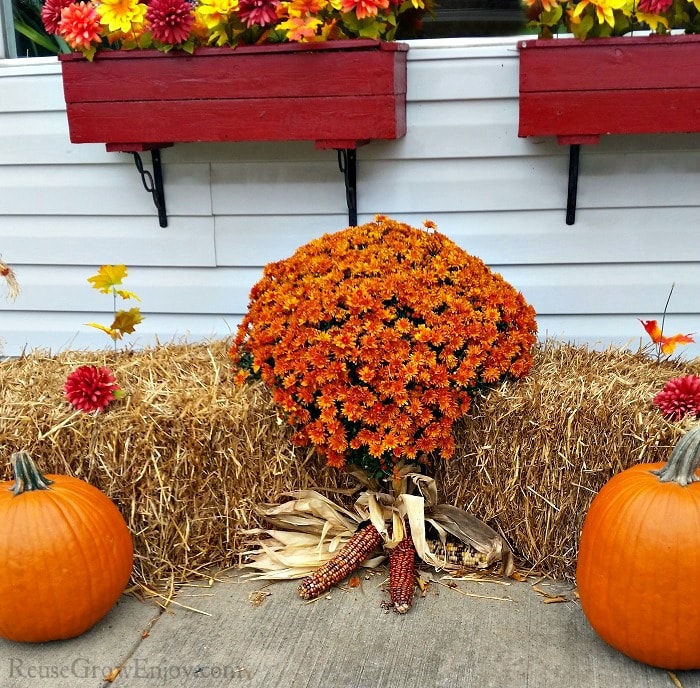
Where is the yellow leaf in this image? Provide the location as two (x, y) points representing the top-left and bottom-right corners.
(87, 265), (128, 293)
(111, 308), (144, 336)
(115, 288), (141, 302)
(103, 667), (121, 682)
(85, 322), (121, 340)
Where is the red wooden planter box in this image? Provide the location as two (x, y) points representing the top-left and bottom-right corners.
(518, 33), (700, 144)
(58, 40), (408, 151)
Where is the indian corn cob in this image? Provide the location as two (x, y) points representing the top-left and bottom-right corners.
(427, 537), (489, 568)
(297, 523), (382, 600)
(389, 534), (416, 614)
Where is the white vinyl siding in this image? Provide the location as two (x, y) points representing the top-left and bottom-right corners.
(1, 38), (699, 358)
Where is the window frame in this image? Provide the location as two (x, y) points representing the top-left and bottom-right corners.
(0, 0), (14, 58)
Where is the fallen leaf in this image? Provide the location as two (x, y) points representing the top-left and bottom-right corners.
(104, 668), (121, 682)
(668, 671), (683, 688)
(532, 584), (570, 603)
(348, 574), (361, 588)
(248, 589), (271, 608)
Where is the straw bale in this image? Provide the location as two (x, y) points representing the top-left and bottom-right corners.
(1, 339), (698, 590)
(439, 341), (700, 579)
(0, 342), (351, 594)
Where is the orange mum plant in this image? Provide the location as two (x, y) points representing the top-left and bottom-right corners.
(229, 215), (538, 481)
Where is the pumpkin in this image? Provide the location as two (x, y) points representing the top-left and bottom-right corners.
(0, 451), (134, 642)
(576, 425), (700, 670)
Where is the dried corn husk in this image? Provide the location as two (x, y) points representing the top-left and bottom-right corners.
(241, 489), (386, 580)
(242, 474), (514, 580)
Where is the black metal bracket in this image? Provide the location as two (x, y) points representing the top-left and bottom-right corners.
(566, 144), (580, 226)
(337, 149), (358, 226)
(132, 149), (168, 228)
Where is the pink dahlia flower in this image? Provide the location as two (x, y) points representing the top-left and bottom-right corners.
(146, 0), (194, 44)
(637, 0), (673, 13)
(653, 375), (700, 421)
(41, 0), (74, 34)
(237, 0), (280, 27)
(65, 365), (120, 413)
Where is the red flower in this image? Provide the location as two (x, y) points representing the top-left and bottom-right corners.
(146, 0), (194, 44)
(637, 0), (673, 13)
(58, 1), (102, 50)
(41, 0), (73, 34)
(653, 375), (700, 421)
(237, 0), (280, 27)
(65, 365), (120, 413)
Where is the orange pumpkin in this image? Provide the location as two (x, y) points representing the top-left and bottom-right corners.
(0, 451), (134, 642)
(576, 426), (700, 670)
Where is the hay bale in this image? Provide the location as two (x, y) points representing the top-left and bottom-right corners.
(440, 341), (699, 579)
(1, 340), (698, 588)
(0, 342), (350, 593)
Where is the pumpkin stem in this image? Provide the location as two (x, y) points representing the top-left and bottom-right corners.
(9, 451), (54, 496)
(652, 426), (700, 487)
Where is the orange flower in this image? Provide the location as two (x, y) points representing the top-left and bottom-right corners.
(639, 319), (663, 343)
(58, 1), (102, 52)
(640, 318), (695, 357)
(339, 0), (389, 17)
(229, 216), (537, 478)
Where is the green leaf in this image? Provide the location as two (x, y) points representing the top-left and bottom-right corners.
(540, 5), (563, 25)
(13, 21), (61, 53)
(572, 13), (595, 39)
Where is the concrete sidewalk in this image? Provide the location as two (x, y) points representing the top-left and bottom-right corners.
(1, 570), (698, 688)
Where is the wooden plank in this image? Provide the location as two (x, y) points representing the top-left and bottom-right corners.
(60, 45), (405, 103)
(519, 35), (700, 92)
(64, 95), (406, 145)
(58, 44), (406, 147)
(520, 89), (700, 137)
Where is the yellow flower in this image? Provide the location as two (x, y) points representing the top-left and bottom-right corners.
(572, 0), (628, 26)
(194, 0), (239, 29)
(96, 0), (147, 34)
(634, 10), (669, 29)
(278, 14), (321, 39)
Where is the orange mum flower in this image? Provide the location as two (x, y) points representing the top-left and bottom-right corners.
(58, 1), (102, 50)
(229, 216), (537, 479)
(339, 0), (389, 17)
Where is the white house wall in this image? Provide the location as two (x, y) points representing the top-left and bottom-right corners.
(0, 38), (699, 359)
